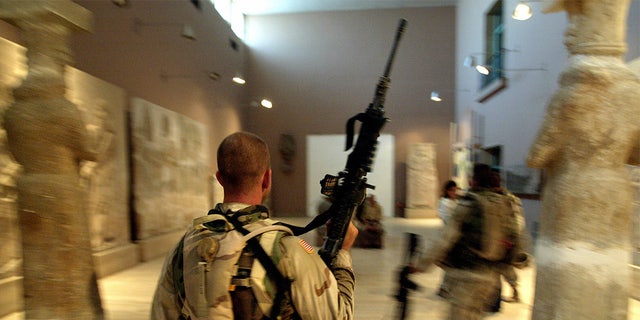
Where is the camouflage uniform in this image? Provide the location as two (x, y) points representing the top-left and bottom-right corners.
(151, 203), (356, 319)
(417, 187), (527, 320)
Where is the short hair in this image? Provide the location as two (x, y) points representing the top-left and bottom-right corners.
(472, 163), (493, 188)
(442, 180), (457, 198)
(217, 132), (270, 193)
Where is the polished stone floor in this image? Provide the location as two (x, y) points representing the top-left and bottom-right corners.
(2, 218), (638, 319)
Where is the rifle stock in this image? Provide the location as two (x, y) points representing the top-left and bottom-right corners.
(318, 19), (407, 266)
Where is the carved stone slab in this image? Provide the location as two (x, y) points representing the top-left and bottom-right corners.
(405, 143), (438, 218)
(66, 67), (130, 252)
(130, 97), (209, 240)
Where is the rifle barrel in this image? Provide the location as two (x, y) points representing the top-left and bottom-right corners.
(383, 19), (407, 78)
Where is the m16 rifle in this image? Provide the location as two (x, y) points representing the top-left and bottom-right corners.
(317, 19), (407, 266)
(395, 233), (421, 320)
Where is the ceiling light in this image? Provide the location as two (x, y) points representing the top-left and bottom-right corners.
(181, 24), (196, 40)
(475, 65), (491, 75)
(232, 73), (246, 84)
(463, 55), (490, 74)
(260, 99), (272, 109)
(208, 72), (220, 81)
(112, 0), (129, 7)
(463, 56), (476, 68)
(430, 91), (442, 102)
(133, 17), (197, 41)
(513, 2), (533, 21)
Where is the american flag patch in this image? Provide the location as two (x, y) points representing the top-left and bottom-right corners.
(298, 239), (314, 254)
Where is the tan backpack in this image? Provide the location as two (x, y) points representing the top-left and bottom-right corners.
(466, 191), (520, 262)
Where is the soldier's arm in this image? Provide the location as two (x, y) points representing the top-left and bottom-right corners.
(280, 235), (356, 319)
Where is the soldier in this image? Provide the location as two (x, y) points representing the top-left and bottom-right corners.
(412, 163), (529, 320)
(151, 131), (358, 319)
(353, 194), (385, 248)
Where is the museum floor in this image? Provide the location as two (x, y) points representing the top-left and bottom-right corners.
(2, 217), (638, 320)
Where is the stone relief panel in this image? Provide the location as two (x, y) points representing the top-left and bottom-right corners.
(0, 37), (25, 278)
(130, 97), (209, 239)
(65, 67), (130, 252)
(406, 143), (438, 210)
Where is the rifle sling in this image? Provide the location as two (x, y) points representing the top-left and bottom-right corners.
(275, 206), (334, 236)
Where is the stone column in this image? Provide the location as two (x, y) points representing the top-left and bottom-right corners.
(0, 1), (104, 319)
(404, 143), (438, 218)
(527, 0), (640, 319)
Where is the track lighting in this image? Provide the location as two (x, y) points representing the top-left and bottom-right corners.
(260, 99), (272, 109)
(232, 73), (246, 84)
(249, 98), (273, 109)
(133, 17), (197, 41)
(159, 70), (220, 81)
(463, 55), (491, 75)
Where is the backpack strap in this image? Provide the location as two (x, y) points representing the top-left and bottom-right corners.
(224, 211), (294, 320)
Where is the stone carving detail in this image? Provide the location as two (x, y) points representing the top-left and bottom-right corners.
(405, 143), (438, 218)
(527, 1), (640, 319)
(67, 68), (129, 252)
(0, 37), (25, 278)
(130, 97), (209, 239)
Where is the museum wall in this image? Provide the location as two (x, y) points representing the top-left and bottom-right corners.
(70, 0), (246, 169)
(244, 7), (457, 217)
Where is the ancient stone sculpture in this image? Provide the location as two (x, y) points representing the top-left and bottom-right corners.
(0, 1), (106, 319)
(527, 0), (640, 319)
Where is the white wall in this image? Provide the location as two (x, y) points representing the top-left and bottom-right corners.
(306, 134), (395, 217)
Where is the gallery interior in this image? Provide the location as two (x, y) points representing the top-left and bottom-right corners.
(0, 0), (638, 319)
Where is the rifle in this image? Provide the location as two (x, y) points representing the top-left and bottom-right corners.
(317, 19), (407, 266)
(394, 233), (421, 320)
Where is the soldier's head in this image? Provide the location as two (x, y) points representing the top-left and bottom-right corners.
(216, 132), (271, 201)
(471, 163), (492, 188)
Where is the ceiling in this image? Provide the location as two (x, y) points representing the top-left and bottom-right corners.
(234, 0), (459, 16)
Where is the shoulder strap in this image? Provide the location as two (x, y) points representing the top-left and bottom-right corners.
(172, 236), (186, 302)
(221, 209), (293, 320)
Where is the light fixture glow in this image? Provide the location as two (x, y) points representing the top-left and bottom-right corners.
(512, 2), (533, 21)
(475, 65), (490, 75)
(430, 91), (442, 102)
(232, 75), (246, 84)
(260, 99), (272, 109)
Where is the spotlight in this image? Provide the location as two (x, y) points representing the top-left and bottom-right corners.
(475, 65), (491, 75)
(260, 99), (273, 109)
(512, 2), (533, 21)
(232, 73), (246, 84)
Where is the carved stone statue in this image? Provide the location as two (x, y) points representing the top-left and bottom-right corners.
(528, 0), (640, 319)
(0, 1), (106, 319)
(0, 37), (25, 279)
